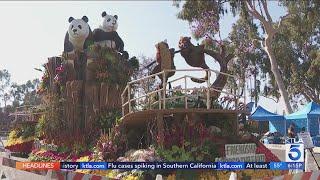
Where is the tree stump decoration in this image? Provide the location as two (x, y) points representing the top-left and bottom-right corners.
(38, 46), (138, 145)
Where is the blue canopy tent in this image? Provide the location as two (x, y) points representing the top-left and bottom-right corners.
(285, 102), (320, 136)
(250, 106), (286, 135)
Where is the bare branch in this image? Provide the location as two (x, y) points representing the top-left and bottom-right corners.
(261, 95), (279, 103)
(261, 0), (273, 22)
(203, 49), (222, 64)
(245, 0), (268, 25)
(301, 92), (312, 102)
(304, 83), (318, 100)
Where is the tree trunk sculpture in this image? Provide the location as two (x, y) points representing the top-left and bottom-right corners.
(178, 37), (234, 100)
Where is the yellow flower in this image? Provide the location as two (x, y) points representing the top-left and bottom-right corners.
(92, 170), (110, 176)
(123, 175), (139, 180)
(167, 174), (176, 180)
(77, 156), (90, 162)
(5, 136), (34, 147)
(75, 169), (91, 174)
(34, 150), (46, 155)
(106, 170), (118, 178)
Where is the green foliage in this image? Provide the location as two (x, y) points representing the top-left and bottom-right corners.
(273, 0), (320, 104)
(20, 124), (35, 139)
(72, 142), (86, 156)
(201, 140), (220, 160)
(9, 123), (36, 140)
(175, 0), (320, 106)
(156, 140), (220, 180)
(128, 56), (139, 71)
(10, 79), (41, 107)
(87, 46), (139, 87)
(157, 140), (219, 162)
(35, 115), (45, 138)
(95, 110), (122, 132)
(165, 91), (185, 109)
(28, 153), (52, 162)
(56, 145), (70, 153)
(0, 69), (11, 105)
(157, 144), (194, 161)
(40, 95), (66, 141)
(94, 124), (127, 161)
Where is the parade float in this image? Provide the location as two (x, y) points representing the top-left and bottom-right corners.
(4, 12), (287, 180)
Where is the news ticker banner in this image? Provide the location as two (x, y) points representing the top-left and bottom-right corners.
(16, 162), (304, 171)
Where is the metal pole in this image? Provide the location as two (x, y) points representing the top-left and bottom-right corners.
(206, 70), (211, 109)
(163, 70), (166, 109)
(128, 84), (131, 113)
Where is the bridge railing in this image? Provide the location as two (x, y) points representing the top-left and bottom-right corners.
(121, 69), (246, 116)
(9, 105), (46, 123)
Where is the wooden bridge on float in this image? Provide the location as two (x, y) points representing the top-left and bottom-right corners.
(120, 69), (247, 143)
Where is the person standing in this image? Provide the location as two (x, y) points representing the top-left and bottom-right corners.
(288, 124), (296, 138)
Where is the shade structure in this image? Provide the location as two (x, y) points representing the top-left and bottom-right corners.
(250, 106), (285, 135)
(285, 102), (320, 120)
(285, 102), (320, 136)
(250, 106), (284, 121)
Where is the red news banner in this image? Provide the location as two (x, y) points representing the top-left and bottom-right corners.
(16, 162), (60, 170)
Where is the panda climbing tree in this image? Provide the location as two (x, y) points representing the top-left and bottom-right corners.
(63, 15), (94, 81)
(93, 11), (129, 59)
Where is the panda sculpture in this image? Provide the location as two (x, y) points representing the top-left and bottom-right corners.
(64, 16), (92, 54)
(93, 11), (129, 59)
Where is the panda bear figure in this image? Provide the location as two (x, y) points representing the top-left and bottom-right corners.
(93, 11), (129, 59)
(64, 16), (92, 54)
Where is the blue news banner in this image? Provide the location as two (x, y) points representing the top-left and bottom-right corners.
(60, 162), (304, 170)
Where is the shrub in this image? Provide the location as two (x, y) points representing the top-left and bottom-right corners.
(93, 125), (127, 161)
(95, 110), (122, 132)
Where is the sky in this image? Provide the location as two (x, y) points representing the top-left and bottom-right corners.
(0, 1), (289, 113)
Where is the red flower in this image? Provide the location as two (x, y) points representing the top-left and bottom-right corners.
(56, 66), (64, 73)
(6, 140), (34, 153)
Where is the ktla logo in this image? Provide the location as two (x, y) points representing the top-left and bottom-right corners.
(285, 139), (304, 162)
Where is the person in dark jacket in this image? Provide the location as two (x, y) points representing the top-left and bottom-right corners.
(288, 124), (296, 138)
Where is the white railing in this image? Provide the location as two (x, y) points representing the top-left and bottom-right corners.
(9, 105), (45, 122)
(121, 69), (245, 116)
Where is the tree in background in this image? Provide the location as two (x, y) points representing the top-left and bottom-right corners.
(174, 0), (320, 113)
(228, 11), (269, 107)
(10, 79), (41, 107)
(175, 1), (235, 101)
(0, 69), (11, 108)
(274, 0), (320, 105)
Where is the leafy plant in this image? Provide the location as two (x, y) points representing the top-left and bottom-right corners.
(94, 124), (127, 161)
(35, 115), (45, 138)
(57, 145), (70, 153)
(20, 124), (35, 139)
(72, 142), (86, 156)
(8, 123), (35, 140)
(87, 46), (139, 87)
(95, 110), (122, 132)
(157, 144), (194, 161)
